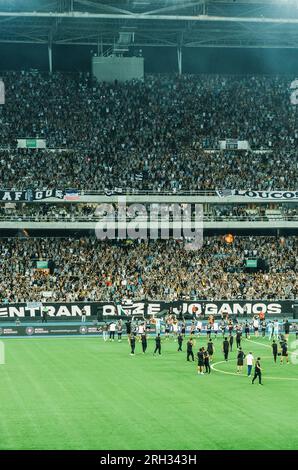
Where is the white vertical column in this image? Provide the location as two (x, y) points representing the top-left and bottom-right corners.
(177, 46), (182, 75)
(48, 41), (53, 74)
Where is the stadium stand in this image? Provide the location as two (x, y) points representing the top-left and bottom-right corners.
(0, 236), (296, 303)
(0, 72), (297, 191)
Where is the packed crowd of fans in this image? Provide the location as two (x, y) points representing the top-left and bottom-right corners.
(0, 71), (297, 191)
(1, 148), (297, 192)
(0, 203), (96, 221)
(0, 72), (296, 304)
(0, 236), (296, 303)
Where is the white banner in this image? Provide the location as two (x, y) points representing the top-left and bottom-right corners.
(219, 139), (250, 150)
(216, 190), (298, 200)
(234, 190), (298, 200)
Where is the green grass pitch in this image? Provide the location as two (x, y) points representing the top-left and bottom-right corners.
(0, 334), (298, 450)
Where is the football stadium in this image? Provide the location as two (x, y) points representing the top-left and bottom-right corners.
(0, 0), (298, 455)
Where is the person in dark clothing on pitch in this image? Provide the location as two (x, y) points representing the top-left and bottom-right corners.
(244, 321), (250, 339)
(272, 339), (278, 363)
(284, 319), (290, 341)
(223, 337), (230, 361)
(177, 333), (183, 352)
(187, 339), (194, 361)
(261, 320), (266, 338)
(237, 348), (245, 374)
(154, 334), (161, 355)
(280, 337), (289, 364)
(207, 339), (214, 362)
(130, 335), (136, 356)
(141, 333), (147, 353)
(252, 357), (263, 385)
(236, 330), (242, 349)
(197, 348), (205, 375)
(126, 320), (132, 342)
(204, 350), (211, 374)
(229, 334), (234, 352)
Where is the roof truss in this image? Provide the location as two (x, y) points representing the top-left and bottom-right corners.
(0, 1), (297, 48)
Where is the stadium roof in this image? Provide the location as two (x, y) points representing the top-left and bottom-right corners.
(0, 0), (298, 49)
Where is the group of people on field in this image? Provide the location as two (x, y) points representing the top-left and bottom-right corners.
(101, 314), (293, 385)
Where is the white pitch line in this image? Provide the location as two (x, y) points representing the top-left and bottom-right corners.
(211, 357), (298, 381)
(245, 338), (298, 356)
(211, 359), (241, 376)
(245, 338), (271, 349)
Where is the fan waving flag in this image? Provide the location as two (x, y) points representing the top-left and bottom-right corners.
(104, 187), (124, 197)
(216, 189), (234, 198)
(104, 188), (114, 197)
(64, 189), (80, 201)
(134, 173), (143, 181)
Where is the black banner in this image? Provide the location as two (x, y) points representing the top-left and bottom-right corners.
(0, 189), (66, 202)
(0, 300), (295, 320)
(100, 300), (294, 317)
